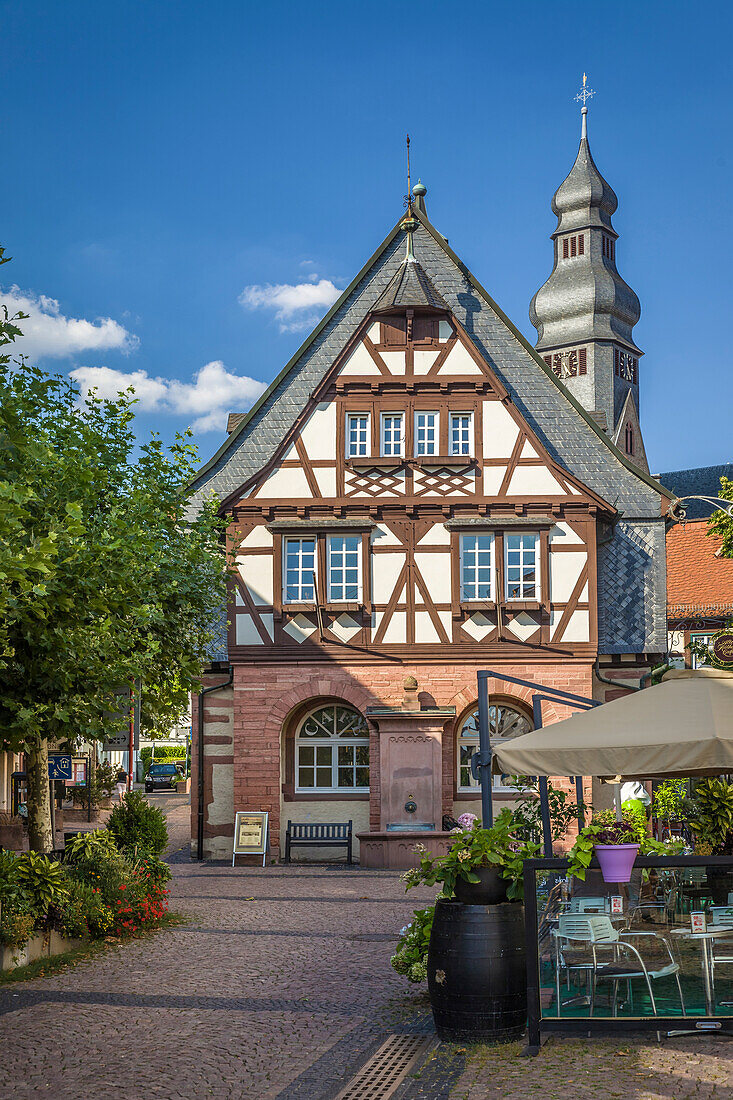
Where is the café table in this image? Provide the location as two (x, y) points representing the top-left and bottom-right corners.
(670, 927), (732, 1015)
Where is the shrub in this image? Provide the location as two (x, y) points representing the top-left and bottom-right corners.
(15, 852), (69, 911)
(66, 762), (119, 808)
(391, 907), (434, 983)
(66, 852), (131, 908)
(0, 906), (37, 949)
(134, 853), (172, 888)
(107, 791), (168, 856)
(140, 745), (187, 774)
(65, 829), (118, 863)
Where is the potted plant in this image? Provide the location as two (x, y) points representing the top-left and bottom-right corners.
(568, 807), (682, 884)
(403, 809), (539, 903)
(403, 809), (539, 1043)
(653, 778), (689, 836)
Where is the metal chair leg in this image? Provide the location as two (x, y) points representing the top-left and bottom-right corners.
(674, 970), (687, 1016)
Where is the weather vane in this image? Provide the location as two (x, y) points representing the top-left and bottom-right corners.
(574, 72), (595, 107)
(403, 133), (413, 213)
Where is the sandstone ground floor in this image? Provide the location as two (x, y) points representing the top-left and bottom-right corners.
(192, 657), (652, 862)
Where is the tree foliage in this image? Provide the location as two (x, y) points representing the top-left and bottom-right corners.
(0, 250), (228, 849)
(708, 476), (733, 558)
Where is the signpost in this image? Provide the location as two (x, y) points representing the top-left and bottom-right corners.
(48, 754), (72, 781)
(232, 811), (269, 867)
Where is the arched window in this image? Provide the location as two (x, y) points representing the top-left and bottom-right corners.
(457, 703), (532, 792)
(296, 704), (369, 792)
(625, 423), (634, 455)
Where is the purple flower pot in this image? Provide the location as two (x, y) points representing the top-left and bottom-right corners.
(594, 843), (640, 884)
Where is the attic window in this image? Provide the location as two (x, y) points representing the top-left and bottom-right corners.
(381, 316), (407, 346)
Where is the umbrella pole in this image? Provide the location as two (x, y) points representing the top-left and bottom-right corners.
(538, 776), (553, 857)
(575, 776), (585, 829)
(477, 672), (494, 827)
(614, 783), (623, 822)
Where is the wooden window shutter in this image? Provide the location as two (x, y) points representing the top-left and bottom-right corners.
(381, 315), (406, 346)
(614, 348), (620, 376)
(570, 236), (577, 257)
(578, 234), (585, 255)
(413, 316), (437, 343)
(578, 348), (587, 375)
(562, 238), (569, 259)
(543, 355), (552, 369)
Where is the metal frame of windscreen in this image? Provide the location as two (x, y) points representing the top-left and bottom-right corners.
(523, 855), (733, 1054)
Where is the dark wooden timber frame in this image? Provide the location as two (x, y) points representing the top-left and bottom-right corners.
(523, 855), (733, 1056)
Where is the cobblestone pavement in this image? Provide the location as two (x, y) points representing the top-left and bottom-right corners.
(0, 817), (436, 1100)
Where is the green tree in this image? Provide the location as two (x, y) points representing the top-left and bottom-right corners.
(708, 476), (733, 559)
(0, 261), (227, 851)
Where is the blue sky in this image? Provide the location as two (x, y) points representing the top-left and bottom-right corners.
(3, 0), (731, 473)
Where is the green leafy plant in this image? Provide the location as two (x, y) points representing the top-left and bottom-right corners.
(14, 852), (69, 911)
(107, 791), (168, 856)
(391, 907), (434, 983)
(685, 778), (733, 854)
(403, 809), (540, 901)
(507, 776), (582, 843)
(567, 809), (686, 881)
(65, 829), (119, 863)
(0, 906), (37, 949)
(65, 762), (120, 808)
(140, 745), (187, 774)
(653, 779), (689, 823)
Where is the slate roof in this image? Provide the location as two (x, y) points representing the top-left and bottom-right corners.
(657, 465), (733, 520)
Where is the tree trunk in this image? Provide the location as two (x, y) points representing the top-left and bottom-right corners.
(27, 737), (53, 853)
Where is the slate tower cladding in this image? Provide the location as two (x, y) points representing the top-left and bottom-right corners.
(530, 106), (648, 472)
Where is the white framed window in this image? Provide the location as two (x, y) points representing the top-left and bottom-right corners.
(457, 705), (532, 792)
(328, 535), (361, 601)
(690, 633), (714, 669)
(283, 537), (316, 603)
(380, 412), (404, 457)
(460, 533), (493, 601)
(346, 413), (369, 458)
(505, 533), (539, 600)
(296, 704), (370, 792)
(414, 410), (438, 455)
(450, 412), (473, 456)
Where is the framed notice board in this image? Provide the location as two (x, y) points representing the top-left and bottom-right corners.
(232, 811), (269, 867)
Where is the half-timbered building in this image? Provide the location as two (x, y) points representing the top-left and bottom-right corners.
(189, 114), (672, 863)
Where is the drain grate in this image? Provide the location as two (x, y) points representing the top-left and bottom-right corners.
(333, 1034), (431, 1100)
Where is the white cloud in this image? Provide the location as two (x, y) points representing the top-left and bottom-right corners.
(2, 286), (138, 361)
(239, 277), (341, 332)
(70, 360), (267, 433)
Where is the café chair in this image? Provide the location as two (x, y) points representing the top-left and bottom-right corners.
(552, 915), (685, 1018)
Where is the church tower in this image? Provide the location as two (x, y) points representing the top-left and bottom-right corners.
(529, 88), (648, 471)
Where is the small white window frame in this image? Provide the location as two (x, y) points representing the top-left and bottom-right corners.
(327, 534), (362, 602)
(345, 413), (370, 458)
(504, 532), (540, 602)
(459, 532), (494, 601)
(380, 412), (405, 458)
(283, 537), (317, 604)
(449, 412), (474, 457)
(414, 410), (439, 456)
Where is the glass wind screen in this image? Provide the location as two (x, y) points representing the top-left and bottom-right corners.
(531, 861), (733, 1020)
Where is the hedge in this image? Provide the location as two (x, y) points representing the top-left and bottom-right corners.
(140, 744), (188, 773)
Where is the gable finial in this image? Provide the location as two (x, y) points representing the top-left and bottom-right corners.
(403, 133), (413, 214)
(574, 73), (595, 139)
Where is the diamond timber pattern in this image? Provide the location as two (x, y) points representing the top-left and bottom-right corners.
(597, 520), (666, 654)
(333, 1034), (432, 1100)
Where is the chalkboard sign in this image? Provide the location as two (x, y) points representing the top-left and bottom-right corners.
(232, 811), (269, 867)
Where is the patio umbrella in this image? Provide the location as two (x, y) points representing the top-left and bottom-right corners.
(492, 669), (733, 781)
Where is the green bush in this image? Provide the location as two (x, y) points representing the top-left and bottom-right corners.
(134, 853), (172, 888)
(107, 791), (168, 856)
(0, 906), (37, 949)
(56, 880), (114, 939)
(391, 907), (434, 983)
(66, 852), (131, 908)
(66, 761), (120, 807)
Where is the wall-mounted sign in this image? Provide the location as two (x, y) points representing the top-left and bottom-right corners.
(48, 754), (72, 781)
(232, 811), (269, 867)
(711, 630), (733, 668)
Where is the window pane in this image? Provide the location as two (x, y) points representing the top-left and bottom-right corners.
(299, 745), (314, 764)
(505, 533), (539, 600)
(316, 746), (332, 766)
(298, 766), (314, 788)
(338, 767), (354, 787)
(355, 745), (369, 766)
(338, 745), (355, 766)
(347, 414), (369, 457)
(460, 532), (493, 600)
(315, 768), (332, 788)
(415, 412), (438, 455)
(355, 767), (369, 787)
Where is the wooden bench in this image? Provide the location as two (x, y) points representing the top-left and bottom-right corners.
(284, 820), (353, 864)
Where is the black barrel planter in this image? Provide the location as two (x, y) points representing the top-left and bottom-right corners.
(427, 898), (526, 1043)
